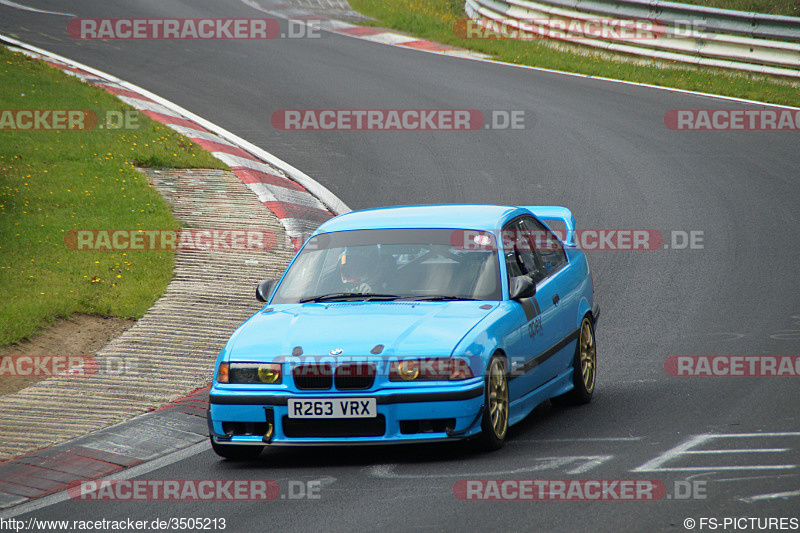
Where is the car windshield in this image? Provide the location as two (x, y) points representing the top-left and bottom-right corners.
(271, 228), (501, 303)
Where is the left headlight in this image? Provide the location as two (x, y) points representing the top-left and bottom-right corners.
(216, 362), (282, 384)
(388, 358), (473, 381)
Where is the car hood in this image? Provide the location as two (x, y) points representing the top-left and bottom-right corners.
(225, 301), (497, 360)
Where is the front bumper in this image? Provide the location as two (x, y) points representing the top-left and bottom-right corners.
(208, 381), (485, 446)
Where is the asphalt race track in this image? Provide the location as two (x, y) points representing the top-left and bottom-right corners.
(2, 0), (800, 530)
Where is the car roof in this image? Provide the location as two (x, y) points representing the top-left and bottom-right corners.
(313, 204), (525, 234)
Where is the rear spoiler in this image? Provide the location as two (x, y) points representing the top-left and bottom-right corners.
(519, 206), (577, 247)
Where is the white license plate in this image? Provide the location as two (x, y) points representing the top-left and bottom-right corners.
(288, 398), (377, 419)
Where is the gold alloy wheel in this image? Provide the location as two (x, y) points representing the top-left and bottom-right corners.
(487, 358), (508, 439)
(579, 318), (596, 394)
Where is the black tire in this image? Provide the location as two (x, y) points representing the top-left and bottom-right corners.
(552, 316), (596, 406)
(210, 438), (263, 460)
(476, 355), (509, 451)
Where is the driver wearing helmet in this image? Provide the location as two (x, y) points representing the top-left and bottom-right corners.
(339, 246), (380, 294)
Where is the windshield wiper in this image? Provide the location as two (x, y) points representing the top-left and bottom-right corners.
(300, 293), (478, 303)
(299, 293), (401, 303)
(397, 295), (478, 301)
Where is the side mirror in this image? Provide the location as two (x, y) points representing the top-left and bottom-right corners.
(256, 279), (277, 303)
(509, 275), (536, 300)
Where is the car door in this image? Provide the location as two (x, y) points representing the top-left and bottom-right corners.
(523, 216), (582, 380)
(501, 217), (553, 397)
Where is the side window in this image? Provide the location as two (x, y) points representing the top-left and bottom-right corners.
(522, 217), (567, 276)
(502, 218), (545, 285)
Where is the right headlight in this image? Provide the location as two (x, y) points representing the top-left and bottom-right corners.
(388, 358), (473, 381)
(216, 362), (282, 384)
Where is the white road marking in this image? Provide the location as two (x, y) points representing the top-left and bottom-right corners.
(0, 0), (74, 16)
(633, 434), (710, 472)
(650, 465), (796, 472)
(740, 488), (800, 504)
(713, 432), (800, 438)
(714, 473), (800, 483)
(370, 455), (613, 479)
(511, 437), (642, 443)
(566, 456), (614, 474)
(360, 33), (417, 46)
(633, 433), (800, 473)
(683, 449), (789, 454)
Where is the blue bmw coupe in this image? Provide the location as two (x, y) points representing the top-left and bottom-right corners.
(208, 204), (599, 458)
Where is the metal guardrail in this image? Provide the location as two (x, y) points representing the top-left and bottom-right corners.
(534, 0), (800, 41)
(465, 0), (800, 78)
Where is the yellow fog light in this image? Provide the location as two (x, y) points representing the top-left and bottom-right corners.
(258, 365), (281, 383)
(396, 360), (420, 381)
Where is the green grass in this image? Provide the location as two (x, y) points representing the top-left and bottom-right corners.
(0, 46), (228, 345)
(678, 0), (799, 17)
(349, 0), (800, 108)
